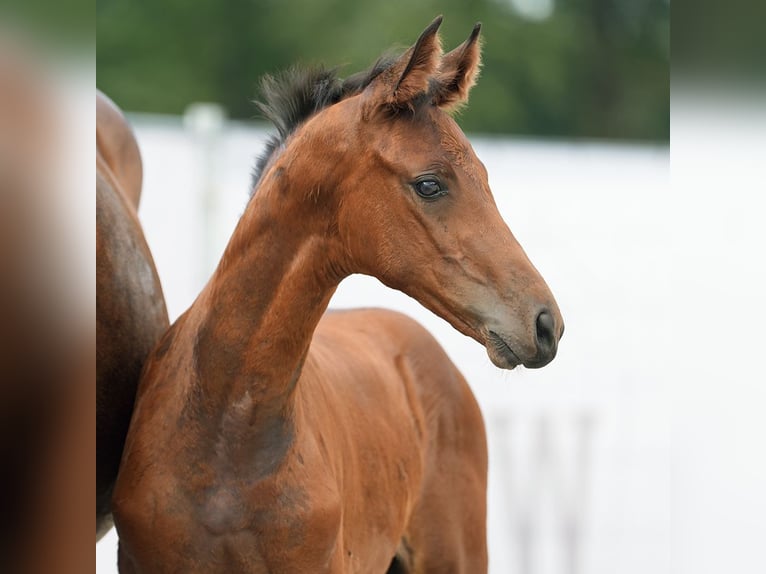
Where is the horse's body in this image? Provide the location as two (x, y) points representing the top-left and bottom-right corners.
(114, 18), (563, 573)
(117, 308), (486, 572)
(97, 92), (168, 539)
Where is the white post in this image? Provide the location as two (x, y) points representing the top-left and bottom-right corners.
(183, 102), (226, 283)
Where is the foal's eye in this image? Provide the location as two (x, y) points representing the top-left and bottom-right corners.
(413, 178), (446, 199)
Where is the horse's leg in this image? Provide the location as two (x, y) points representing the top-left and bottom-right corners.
(401, 368), (488, 574)
(117, 540), (137, 574)
(403, 468), (488, 572)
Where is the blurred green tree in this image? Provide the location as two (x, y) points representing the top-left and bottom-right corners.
(97, 0), (668, 141)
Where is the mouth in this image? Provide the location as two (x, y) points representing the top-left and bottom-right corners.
(486, 331), (521, 370)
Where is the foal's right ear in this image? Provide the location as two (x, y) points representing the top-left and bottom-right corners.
(363, 16), (443, 114)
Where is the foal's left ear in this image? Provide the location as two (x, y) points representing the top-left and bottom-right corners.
(364, 16), (443, 113)
(434, 23), (482, 110)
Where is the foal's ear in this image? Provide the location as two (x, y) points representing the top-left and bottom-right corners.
(434, 23), (482, 111)
(365, 15), (443, 112)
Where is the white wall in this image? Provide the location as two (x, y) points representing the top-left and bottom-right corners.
(97, 114), (670, 574)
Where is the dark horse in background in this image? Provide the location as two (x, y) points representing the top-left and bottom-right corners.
(96, 92), (168, 539)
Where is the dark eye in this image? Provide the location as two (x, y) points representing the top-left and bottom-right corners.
(413, 178), (446, 199)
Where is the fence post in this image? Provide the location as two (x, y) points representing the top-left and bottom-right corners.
(183, 102), (226, 282)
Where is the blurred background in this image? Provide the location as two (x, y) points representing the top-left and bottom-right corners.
(97, 0), (669, 142)
(95, 2), (671, 574)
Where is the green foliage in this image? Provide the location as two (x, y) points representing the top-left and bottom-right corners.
(97, 0), (668, 141)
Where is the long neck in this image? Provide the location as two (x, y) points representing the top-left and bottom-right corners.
(189, 166), (344, 469)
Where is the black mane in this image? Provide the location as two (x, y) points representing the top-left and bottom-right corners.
(250, 56), (397, 194)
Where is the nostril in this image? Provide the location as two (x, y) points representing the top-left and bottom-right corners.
(535, 310), (556, 355)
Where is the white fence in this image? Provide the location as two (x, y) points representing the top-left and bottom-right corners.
(96, 110), (670, 574)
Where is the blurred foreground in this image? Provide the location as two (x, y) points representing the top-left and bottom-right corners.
(0, 30), (93, 574)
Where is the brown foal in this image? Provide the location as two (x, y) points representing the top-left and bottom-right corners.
(97, 92), (169, 539)
(113, 17), (563, 573)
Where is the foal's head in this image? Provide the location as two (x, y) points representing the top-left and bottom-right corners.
(253, 16), (563, 369)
